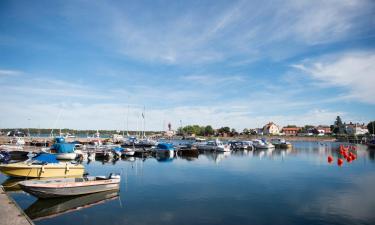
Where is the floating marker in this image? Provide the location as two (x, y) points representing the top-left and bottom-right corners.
(338, 158), (344, 166)
(328, 155), (333, 163)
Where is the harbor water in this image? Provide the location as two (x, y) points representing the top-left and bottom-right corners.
(1, 141), (375, 225)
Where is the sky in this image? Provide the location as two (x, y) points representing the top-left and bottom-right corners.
(0, 0), (374, 131)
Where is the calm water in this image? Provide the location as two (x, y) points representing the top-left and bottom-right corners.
(2, 141), (375, 225)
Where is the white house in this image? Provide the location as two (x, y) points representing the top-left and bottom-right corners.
(263, 122), (280, 135)
(346, 123), (368, 135)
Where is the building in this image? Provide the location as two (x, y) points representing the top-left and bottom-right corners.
(282, 127), (301, 136)
(316, 125), (331, 135)
(263, 122), (280, 135)
(346, 122), (368, 135)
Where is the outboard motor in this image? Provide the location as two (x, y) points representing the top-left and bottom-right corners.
(109, 173), (121, 179)
(0, 151), (11, 163)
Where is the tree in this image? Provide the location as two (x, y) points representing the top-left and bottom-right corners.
(333, 116), (345, 135)
(243, 128), (249, 135)
(204, 125), (214, 136)
(218, 127), (230, 134)
(367, 121), (375, 135)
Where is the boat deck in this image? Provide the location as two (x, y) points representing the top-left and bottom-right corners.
(0, 186), (34, 225)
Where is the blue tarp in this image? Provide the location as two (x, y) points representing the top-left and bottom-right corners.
(32, 153), (59, 163)
(112, 147), (123, 152)
(51, 143), (75, 153)
(156, 143), (174, 150)
(55, 137), (65, 143)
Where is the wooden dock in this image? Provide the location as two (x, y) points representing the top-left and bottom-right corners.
(0, 187), (34, 225)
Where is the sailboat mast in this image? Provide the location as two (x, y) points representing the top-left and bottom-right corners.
(143, 106), (146, 138)
(126, 104), (129, 136)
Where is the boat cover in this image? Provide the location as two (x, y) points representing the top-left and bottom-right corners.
(51, 143), (75, 153)
(157, 143), (174, 150)
(55, 137), (65, 143)
(112, 147), (123, 152)
(32, 153), (59, 163)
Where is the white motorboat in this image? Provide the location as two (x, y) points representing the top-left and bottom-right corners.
(270, 138), (292, 148)
(49, 137), (77, 160)
(197, 139), (231, 152)
(122, 148), (135, 156)
(252, 139), (275, 149)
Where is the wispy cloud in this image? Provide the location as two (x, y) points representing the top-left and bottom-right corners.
(182, 74), (245, 85)
(0, 69), (23, 76)
(60, 0), (374, 64)
(291, 50), (375, 104)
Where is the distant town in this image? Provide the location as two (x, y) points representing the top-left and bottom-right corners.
(1, 116), (374, 141)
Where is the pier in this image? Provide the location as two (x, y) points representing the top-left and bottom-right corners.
(0, 187), (34, 225)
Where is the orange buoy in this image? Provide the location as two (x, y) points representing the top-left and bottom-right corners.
(338, 158), (344, 166)
(328, 155), (333, 163)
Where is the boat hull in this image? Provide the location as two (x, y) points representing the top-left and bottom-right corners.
(20, 181), (120, 198)
(55, 153), (77, 160)
(0, 163), (84, 178)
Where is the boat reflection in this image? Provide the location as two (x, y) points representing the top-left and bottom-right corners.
(1, 177), (23, 192)
(24, 190), (119, 221)
(205, 151), (231, 164)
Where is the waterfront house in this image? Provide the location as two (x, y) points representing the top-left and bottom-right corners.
(263, 122), (280, 135)
(316, 125), (331, 135)
(282, 127), (301, 136)
(346, 122), (368, 135)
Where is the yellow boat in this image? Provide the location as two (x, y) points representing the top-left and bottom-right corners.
(0, 152), (84, 178)
(0, 162), (84, 178)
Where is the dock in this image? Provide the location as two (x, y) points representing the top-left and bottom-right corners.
(0, 187), (34, 225)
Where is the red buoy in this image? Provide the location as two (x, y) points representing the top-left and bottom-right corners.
(328, 155), (333, 163)
(338, 158), (344, 166)
(347, 157), (352, 163)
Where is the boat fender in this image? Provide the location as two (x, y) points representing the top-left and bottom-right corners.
(66, 163), (70, 171)
(41, 165), (45, 173)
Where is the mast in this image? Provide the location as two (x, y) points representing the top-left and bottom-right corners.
(126, 104), (129, 136)
(142, 106), (146, 138)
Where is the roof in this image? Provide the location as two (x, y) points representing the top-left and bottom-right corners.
(282, 127), (301, 131)
(263, 122), (278, 129)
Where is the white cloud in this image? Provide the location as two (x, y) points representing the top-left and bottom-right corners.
(182, 74), (245, 85)
(292, 51), (375, 104)
(0, 69), (22, 76)
(60, 0), (374, 64)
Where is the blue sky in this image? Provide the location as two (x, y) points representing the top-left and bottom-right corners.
(0, 0), (374, 131)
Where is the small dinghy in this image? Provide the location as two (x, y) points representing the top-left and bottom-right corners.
(19, 173), (121, 198)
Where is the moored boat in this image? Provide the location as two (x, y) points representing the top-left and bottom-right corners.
(19, 173), (120, 198)
(252, 139), (275, 149)
(197, 139), (231, 152)
(0, 153), (84, 178)
(270, 138), (292, 148)
(154, 143), (175, 156)
(49, 137), (77, 160)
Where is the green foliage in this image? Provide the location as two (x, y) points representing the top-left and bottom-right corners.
(181, 125), (215, 136)
(332, 116), (345, 134)
(218, 127), (230, 134)
(204, 125), (214, 136)
(285, 125), (297, 128)
(367, 121), (375, 134)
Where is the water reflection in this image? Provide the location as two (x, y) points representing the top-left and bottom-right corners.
(1, 177), (23, 192)
(24, 190), (119, 220)
(2, 142), (375, 225)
